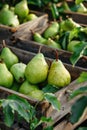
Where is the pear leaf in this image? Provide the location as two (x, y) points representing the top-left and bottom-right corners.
(44, 126), (53, 130)
(77, 127), (87, 130)
(42, 84), (59, 93)
(77, 72), (87, 83)
(70, 41), (87, 66)
(69, 27), (80, 42)
(70, 86), (87, 99)
(44, 93), (61, 111)
(69, 96), (87, 124)
(59, 31), (69, 50)
(3, 105), (14, 127)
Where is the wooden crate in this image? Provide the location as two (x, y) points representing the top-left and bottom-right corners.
(0, 45), (87, 130)
(5, 38), (87, 69)
(0, 12), (48, 41)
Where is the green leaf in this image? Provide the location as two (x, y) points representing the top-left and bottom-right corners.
(77, 72), (87, 83)
(77, 127), (87, 130)
(69, 96), (87, 124)
(3, 105), (14, 127)
(70, 42), (87, 66)
(70, 86), (87, 99)
(44, 126), (54, 130)
(42, 84), (59, 93)
(44, 93), (61, 111)
(50, 3), (59, 19)
(69, 27), (80, 42)
(59, 32), (69, 50)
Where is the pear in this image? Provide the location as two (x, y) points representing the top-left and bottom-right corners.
(0, 47), (19, 69)
(27, 13), (38, 21)
(14, 0), (29, 19)
(43, 22), (59, 39)
(10, 63), (26, 83)
(25, 53), (49, 84)
(48, 60), (71, 87)
(60, 18), (80, 32)
(33, 32), (47, 45)
(19, 80), (38, 94)
(27, 89), (44, 101)
(0, 4), (19, 27)
(46, 38), (61, 49)
(67, 40), (81, 52)
(77, 3), (87, 13)
(62, 1), (71, 11)
(0, 60), (13, 88)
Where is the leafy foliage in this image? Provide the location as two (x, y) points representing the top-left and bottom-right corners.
(77, 72), (87, 83)
(69, 96), (87, 124)
(44, 93), (61, 111)
(70, 41), (87, 66)
(70, 86), (87, 99)
(0, 94), (53, 129)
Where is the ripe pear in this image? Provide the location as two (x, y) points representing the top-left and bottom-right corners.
(27, 13), (38, 21)
(48, 60), (71, 87)
(19, 80), (38, 94)
(43, 22), (59, 39)
(46, 38), (61, 49)
(67, 40), (81, 52)
(33, 32), (47, 45)
(25, 53), (49, 84)
(0, 60), (13, 88)
(27, 89), (44, 101)
(0, 4), (19, 27)
(0, 47), (19, 69)
(14, 0), (29, 19)
(10, 63), (26, 83)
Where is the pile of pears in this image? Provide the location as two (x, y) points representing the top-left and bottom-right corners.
(0, 45), (71, 101)
(33, 17), (87, 54)
(0, 0), (38, 27)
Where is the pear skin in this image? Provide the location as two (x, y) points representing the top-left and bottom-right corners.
(0, 47), (19, 69)
(25, 53), (49, 84)
(10, 63), (26, 83)
(43, 22), (59, 39)
(0, 61), (13, 88)
(48, 60), (71, 87)
(19, 80), (38, 94)
(14, 0), (29, 19)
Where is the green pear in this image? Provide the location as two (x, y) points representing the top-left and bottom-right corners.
(33, 32), (47, 45)
(14, 0), (29, 19)
(48, 60), (71, 87)
(62, 1), (71, 11)
(19, 80), (38, 94)
(27, 13), (38, 21)
(25, 53), (49, 84)
(67, 40), (81, 52)
(11, 81), (20, 91)
(0, 5), (19, 27)
(46, 38), (61, 49)
(43, 22), (59, 39)
(10, 63), (26, 83)
(27, 89), (44, 101)
(77, 3), (87, 13)
(60, 18), (80, 32)
(0, 47), (19, 69)
(0, 60), (13, 88)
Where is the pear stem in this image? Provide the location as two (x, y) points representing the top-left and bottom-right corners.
(2, 40), (6, 48)
(38, 45), (42, 53)
(55, 50), (58, 61)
